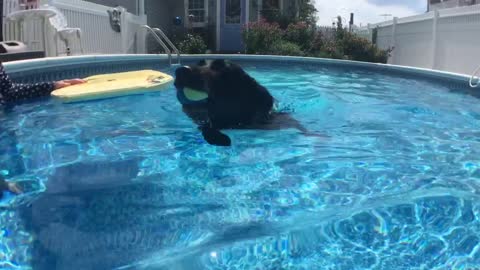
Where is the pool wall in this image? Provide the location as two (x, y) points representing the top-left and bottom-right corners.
(2, 54), (473, 88)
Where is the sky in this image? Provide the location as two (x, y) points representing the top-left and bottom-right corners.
(314, 0), (427, 26)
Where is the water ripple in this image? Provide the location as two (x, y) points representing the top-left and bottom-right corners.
(0, 62), (479, 269)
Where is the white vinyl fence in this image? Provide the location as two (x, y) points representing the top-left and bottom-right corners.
(48, 0), (147, 56)
(356, 5), (480, 75)
(316, 26), (337, 42)
(3, 0), (147, 56)
(2, 0), (44, 51)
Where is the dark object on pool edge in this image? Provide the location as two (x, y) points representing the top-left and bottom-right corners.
(0, 41), (45, 62)
(174, 59), (318, 146)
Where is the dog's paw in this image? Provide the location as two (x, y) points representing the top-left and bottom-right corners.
(201, 126), (232, 146)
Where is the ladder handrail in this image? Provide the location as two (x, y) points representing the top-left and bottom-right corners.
(152, 27), (181, 65)
(140, 25), (172, 65)
(469, 64), (480, 88)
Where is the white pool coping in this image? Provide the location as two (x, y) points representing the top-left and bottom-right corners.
(3, 54), (472, 84)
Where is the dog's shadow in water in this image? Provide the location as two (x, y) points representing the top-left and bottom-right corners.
(15, 159), (224, 270)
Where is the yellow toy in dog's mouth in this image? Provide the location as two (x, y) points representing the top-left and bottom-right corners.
(184, 87), (208, 101)
(176, 87), (208, 105)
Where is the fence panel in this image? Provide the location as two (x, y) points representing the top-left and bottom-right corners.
(436, 10), (480, 74)
(355, 5), (480, 75)
(52, 1), (119, 56)
(375, 25), (392, 52)
(2, 0), (147, 56)
(394, 20), (433, 69)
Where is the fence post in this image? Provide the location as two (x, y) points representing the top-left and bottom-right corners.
(139, 0), (145, 16)
(390, 17), (398, 64)
(367, 23), (371, 42)
(431, 10), (439, 70)
(120, 7), (128, 53)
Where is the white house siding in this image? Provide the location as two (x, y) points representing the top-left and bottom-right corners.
(428, 0), (479, 11)
(84, 0), (140, 15)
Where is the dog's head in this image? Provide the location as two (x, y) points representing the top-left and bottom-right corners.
(174, 59), (274, 128)
(173, 60), (217, 93)
(173, 59), (248, 93)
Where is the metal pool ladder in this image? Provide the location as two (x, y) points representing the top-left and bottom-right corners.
(139, 25), (181, 66)
(469, 64), (480, 88)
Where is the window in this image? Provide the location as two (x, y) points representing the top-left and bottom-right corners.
(226, 0), (241, 24)
(187, 0), (207, 26)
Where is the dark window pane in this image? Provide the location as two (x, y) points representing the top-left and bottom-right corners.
(226, 0), (241, 24)
(188, 0), (206, 23)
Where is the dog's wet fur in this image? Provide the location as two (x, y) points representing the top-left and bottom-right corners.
(174, 59), (314, 146)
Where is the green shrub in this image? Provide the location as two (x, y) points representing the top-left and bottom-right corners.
(316, 40), (344, 59)
(242, 19), (283, 54)
(261, 9), (297, 29)
(241, 19), (391, 64)
(178, 34), (207, 54)
(340, 32), (372, 61)
(340, 32), (392, 63)
(305, 31), (324, 56)
(284, 21), (314, 51)
(372, 46), (394, 63)
(269, 41), (304, 56)
(260, 0), (317, 28)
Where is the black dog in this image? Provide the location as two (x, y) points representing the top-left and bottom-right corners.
(174, 59), (312, 146)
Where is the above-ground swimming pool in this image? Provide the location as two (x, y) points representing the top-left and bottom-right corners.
(1, 55), (480, 270)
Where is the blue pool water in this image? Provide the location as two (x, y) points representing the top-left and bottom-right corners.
(1, 60), (480, 270)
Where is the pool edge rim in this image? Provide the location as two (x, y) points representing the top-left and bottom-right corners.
(2, 54), (471, 84)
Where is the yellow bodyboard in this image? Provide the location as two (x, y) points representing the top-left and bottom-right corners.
(51, 70), (174, 103)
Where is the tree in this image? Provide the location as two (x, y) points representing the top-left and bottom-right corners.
(335, 16), (345, 40)
(260, 0), (317, 29)
(297, 0), (318, 26)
